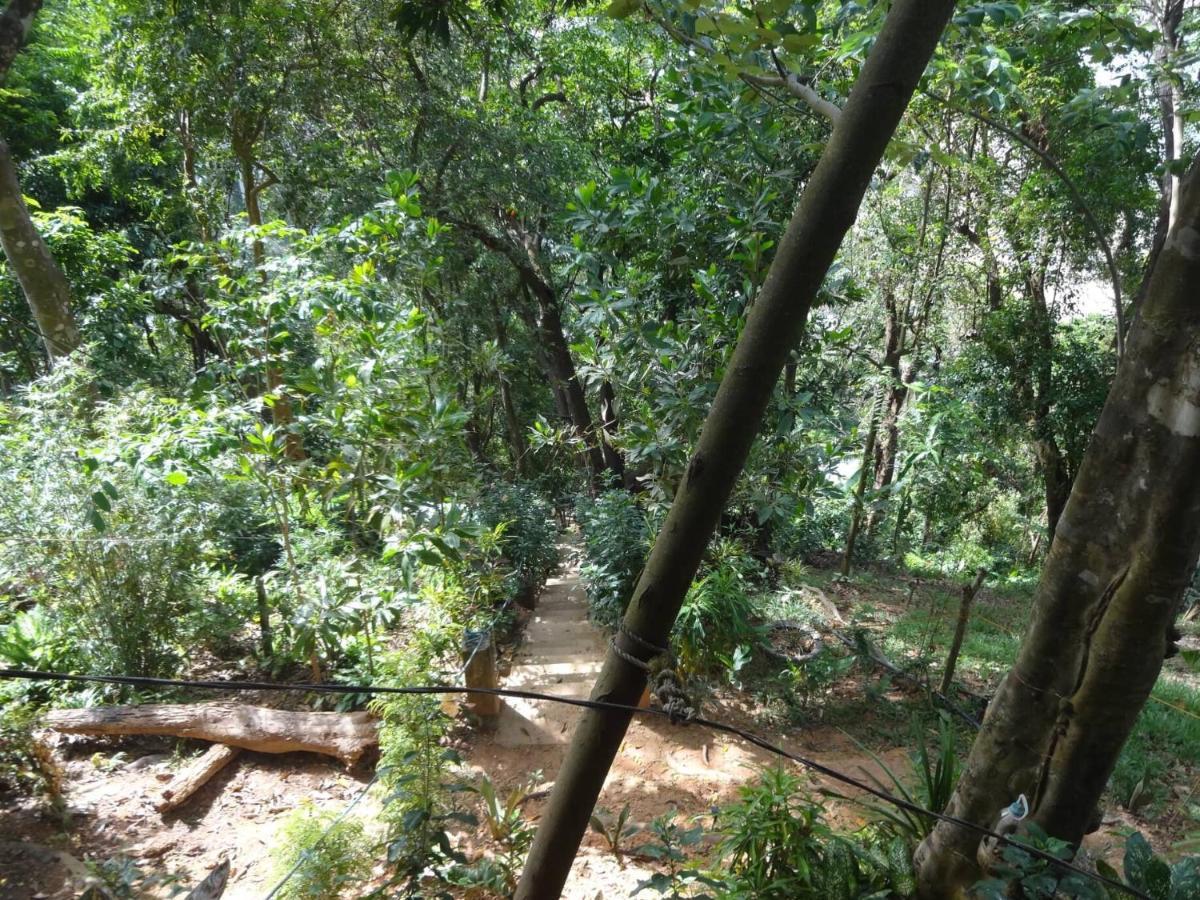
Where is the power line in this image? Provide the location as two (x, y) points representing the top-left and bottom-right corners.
(0, 666), (1150, 899)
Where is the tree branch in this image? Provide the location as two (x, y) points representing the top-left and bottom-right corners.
(740, 73), (842, 124)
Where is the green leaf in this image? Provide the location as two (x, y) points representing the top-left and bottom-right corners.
(781, 33), (820, 53)
(91, 491), (111, 513)
(165, 470), (189, 486)
(605, 0), (642, 18)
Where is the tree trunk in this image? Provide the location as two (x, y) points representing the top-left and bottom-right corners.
(916, 151), (1200, 897)
(867, 293), (908, 534)
(843, 402), (880, 575)
(0, 139), (80, 366)
(598, 379), (626, 487)
(939, 567), (987, 696)
(1027, 272), (1069, 541)
(45, 702), (377, 767)
(513, 4), (958, 895)
(492, 296), (530, 476)
(525, 282), (606, 487)
(233, 129), (302, 461)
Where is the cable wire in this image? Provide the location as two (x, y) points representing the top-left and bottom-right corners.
(0, 667), (1149, 899)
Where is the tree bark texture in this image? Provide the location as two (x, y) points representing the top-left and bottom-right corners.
(513, 3), (958, 896)
(156, 743), (241, 813)
(916, 152), (1200, 897)
(842, 399), (880, 575)
(0, 0), (39, 81)
(0, 139), (80, 365)
(45, 702), (377, 767)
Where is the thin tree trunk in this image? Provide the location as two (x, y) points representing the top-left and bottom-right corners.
(0, 138), (80, 365)
(491, 297), (530, 476)
(598, 379), (625, 487)
(514, 4), (958, 895)
(843, 403), (880, 576)
(940, 567), (987, 695)
(254, 575), (273, 659)
(867, 294), (907, 534)
(916, 150), (1200, 896)
(234, 132), (302, 460)
(1028, 272), (1069, 541)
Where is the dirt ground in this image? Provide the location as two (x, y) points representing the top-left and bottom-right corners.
(0, 553), (1182, 898)
(0, 703), (913, 899)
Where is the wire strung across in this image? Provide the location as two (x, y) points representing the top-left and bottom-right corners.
(0, 667), (1149, 900)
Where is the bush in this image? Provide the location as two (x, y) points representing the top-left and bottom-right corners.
(576, 490), (649, 627)
(714, 767), (909, 899)
(270, 802), (373, 900)
(674, 551), (762, 678)
(478, 481), (558, 606)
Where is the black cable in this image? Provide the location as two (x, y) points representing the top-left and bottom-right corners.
(0, 667), (1148, 899)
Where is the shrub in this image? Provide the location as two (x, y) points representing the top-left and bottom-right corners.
(714, 767), (906, 899)
(576, 490), (649, 627)
(270, 802), (373, 900)
(674, 549), (762, 678)
(478, 481), (558, 606)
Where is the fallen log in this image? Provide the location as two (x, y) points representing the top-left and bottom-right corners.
(156, 744), (241, 813)
(45, 702), (377, 766)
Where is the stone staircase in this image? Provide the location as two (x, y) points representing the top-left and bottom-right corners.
(496, 540), (607, 746)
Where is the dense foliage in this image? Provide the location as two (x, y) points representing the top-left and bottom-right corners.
(2, 0), (1199, 896)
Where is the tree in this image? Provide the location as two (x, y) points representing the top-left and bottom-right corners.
(0, 0), (81, 367)
(916, 147), (1200, 895)
(514, 2), (959, 895)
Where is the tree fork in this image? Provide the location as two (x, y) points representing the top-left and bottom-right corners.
(513, 2), (957, 895)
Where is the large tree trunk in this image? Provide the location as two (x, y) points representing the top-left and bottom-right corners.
(524, 281), (606, 487)
(0, 140), (79, 366)
(915, 151), (1200, 897)
(45, 702), (377, 767)
(513, 3), (958, 896)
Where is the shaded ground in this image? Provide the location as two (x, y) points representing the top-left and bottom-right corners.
(5, 547), (1195, 898)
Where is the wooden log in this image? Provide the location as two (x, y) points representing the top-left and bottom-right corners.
(463, 630), (501, 727)
(156, 744), (241, 813)
(45, 702), (377, 766)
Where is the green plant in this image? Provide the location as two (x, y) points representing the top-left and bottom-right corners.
(479, 481), (558, 605)
(1111, 832), (1200, 900)
(590, 803), (640, 866)
(270, 802), (373, 900)
(674, 556), (762, 679)
(576, 490), (649, 627)
(86, 855), (183, 899)
(714, 766), (862, 899)
(0, 606), (72, 672)
(0, 700), (62, 811)
(634, 813), (718, 899)
(445, 772), (540, 894)
(858, 714), (961, 844)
